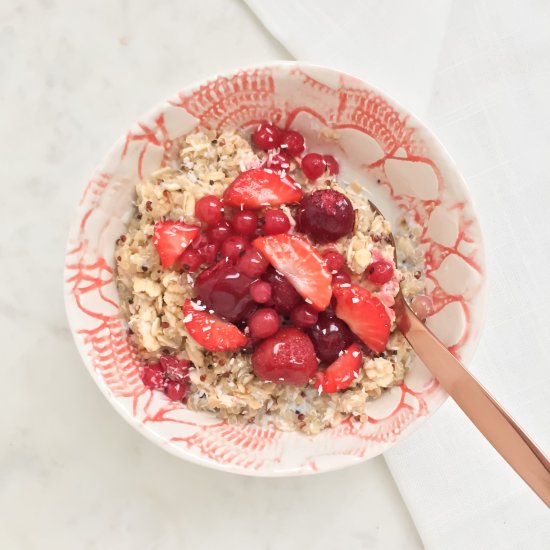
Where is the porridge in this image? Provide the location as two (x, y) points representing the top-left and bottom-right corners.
(115, 123), (427, 434)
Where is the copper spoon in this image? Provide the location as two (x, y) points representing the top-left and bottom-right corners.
(368, 200), (550, 507)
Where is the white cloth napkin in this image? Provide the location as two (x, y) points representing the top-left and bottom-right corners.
(246, 0), (550, 547)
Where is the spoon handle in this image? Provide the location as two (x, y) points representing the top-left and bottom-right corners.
(395, 297), (550, 507)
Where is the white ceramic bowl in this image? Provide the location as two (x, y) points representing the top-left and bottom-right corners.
(64, 62), (486, 476)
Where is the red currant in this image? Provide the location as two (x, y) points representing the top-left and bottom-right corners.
(220, 235), (249, 262)
(280, 129), (305, 155)
(178, 248), (202, 272)
(323, 154), (339, 175)
(250, 280), (272, 303)
(206, 220), (232, 243)
(262, 209), (290, 235)
(252, 121), (282, 150)
(365, 260), (394, 284)
(195, 195), (223, 225)
(248, 308), (280, 339)
(231, 210), (258, 236)
(301, 153), (326, 179)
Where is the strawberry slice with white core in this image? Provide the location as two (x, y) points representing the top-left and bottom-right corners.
(252, 234), (332, 311)
(183, 299), (247, 352)
(223, 168), (302, 208)
(333, 283), (391, 353)
(153, 221), (200, 269)
(314, 343), (363, 393)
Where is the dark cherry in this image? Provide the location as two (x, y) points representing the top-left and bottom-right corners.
(299, 189), (354, 243)
(290, 303), (318, 328)
(202, 243), (219, 264)
(263, 268), (301, 315)
(308, 312), (354, 363)
(299, 189), (355, 243)
(195, 259), (255, 321)
(190, 234), (219, 265)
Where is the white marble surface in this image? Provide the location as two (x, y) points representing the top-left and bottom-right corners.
(0, 1), (421, 548)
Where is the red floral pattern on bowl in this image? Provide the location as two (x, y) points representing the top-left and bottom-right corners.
(64, 62), (486, 476)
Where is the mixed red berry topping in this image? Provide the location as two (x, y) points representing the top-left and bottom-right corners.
(146, 122), (397, 401)
(140, 356), (191, 402)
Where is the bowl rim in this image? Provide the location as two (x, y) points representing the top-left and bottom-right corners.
(64, 60), (487, 476)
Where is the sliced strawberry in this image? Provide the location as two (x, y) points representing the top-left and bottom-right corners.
(252, 234), (332, 311)
(183, 299), (247, 352)
(333, 283), (391, 353)
(223, 168), (302, 208)
(313, 343), (362, 393)
(153, 221), (200, 269)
